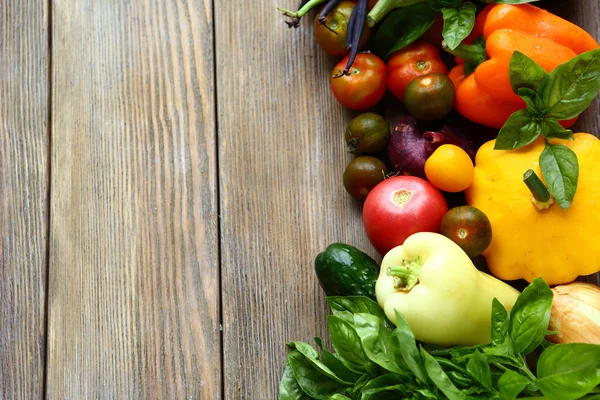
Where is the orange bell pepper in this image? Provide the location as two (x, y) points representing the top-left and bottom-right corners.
(448, 4), (599, 129)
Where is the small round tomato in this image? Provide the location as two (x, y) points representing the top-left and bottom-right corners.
(387, 41), (448, 102)
(331, 53), (387, 111)
(424, 144), (474, 192)
(345, 113), (390, 155)
(343, 156), (388, 200)
(440, 206), (492, 258)
(404, 73), (455, 120)
(363, 176), (448, 255)
(314, 2), (371, 57)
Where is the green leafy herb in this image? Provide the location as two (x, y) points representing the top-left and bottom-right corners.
(361, 374), (411, 398)
(421, 348), (465, 400)
(288, 342), (355, 385)
(353, 313), (406, 374)
(546, 48), (600, 119)
(490, 299), (509, 346)
(540, 143), (579, 209)
(496, 48), (600, 209)
(279, 279), (600, 399)
(541, 119), (573, 140)
(441, 2), (477, 50)
(328, 394), (352, 400)
(497, 370), (530, 400)
(494, 110), (538, 150)
(517, 87), (547, 116)
(509, 50), (549, 92)
(287, 350), (350, 399)
(372, 3), (438, 59)
(328, 315), (375, 374)
(279, 364), (313, 400)
(509, 277), (553, 355)
(467, 351), (492, 390)
(537, 343), (600, 399)
(327, 296), (394, 330)
(394, 310), (428, 385)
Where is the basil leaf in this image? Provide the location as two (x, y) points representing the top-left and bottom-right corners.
(509, 50), (549, 93)
(540, 142), (579, 210)
(494, 109), (538, 150)
(491, 299), (508, 346)
(321, 349), (363, 384)
(497, 371), (530, 400)
(326, 296), (393, 330)
(537, 343), (600, 399)
(361, 374), (411, 398)
(373, 4), (438, 59)
(462, 36), (487, 76)
(517, 87), (547, 116)
(394, 310), (428, 385)
(421, 347), (466, 400)
(508, 277), (554, 355)
(541, 118), (574, 140)
(279, 364), (313, 400)
(353, 313), (406, 374)
(442, 2), (477, 50)
(288, 342), (356, 385)
(288, 350), (350, 399)
(429, 0), (461, 11)
(328, 315), (375, 374)
(447, 371), (474, 390)
(352, 373), (371, 393)
(546, 48), (600, 120)
(328, 395), (351, 400)
(466, 351), (492, 390)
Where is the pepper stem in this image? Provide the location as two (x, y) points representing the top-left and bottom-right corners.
(366, 0), (428, 27)
(523, 169), (555, 211)
(387, 256), (422, 291)
(442, 36), (487, 76)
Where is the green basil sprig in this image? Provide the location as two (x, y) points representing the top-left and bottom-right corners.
(279, 279), (600, 399)
(495, 48), (600, 209)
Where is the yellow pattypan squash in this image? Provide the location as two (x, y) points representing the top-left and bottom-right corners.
(465, 133), (600, 285)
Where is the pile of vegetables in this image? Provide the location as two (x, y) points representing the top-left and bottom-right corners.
(277, 1), (600, 398)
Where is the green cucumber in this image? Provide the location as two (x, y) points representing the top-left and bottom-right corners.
(314, 243), (379, 300)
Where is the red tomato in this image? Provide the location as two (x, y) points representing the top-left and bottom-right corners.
(331, 53), (387, 111)
(387, 41), (448, 102)
(362, 176), (448, 255)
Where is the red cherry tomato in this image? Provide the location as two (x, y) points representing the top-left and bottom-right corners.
(362, 176), (448, 255)
(387, 41), (448, 102)
(331, 53), (387, 111)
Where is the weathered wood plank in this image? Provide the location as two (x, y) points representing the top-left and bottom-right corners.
(46, 1), (219, 398)
(0, 2), (48, 399)
(218, 0), (600, 398)
(216, 2), (379, 398)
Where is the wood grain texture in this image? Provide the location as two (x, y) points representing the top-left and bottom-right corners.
(216, 2), (380, 399)
(218, 0), (600, 398)
(46, 1), (219, 398)
(0, 2), (48, 399)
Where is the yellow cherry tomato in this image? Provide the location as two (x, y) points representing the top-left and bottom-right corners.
(424, 144), (474, 192)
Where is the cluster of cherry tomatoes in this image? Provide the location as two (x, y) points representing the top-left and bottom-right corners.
(317, 2), (455, 120)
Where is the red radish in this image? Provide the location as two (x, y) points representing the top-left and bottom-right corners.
(363, 176), (448, 256)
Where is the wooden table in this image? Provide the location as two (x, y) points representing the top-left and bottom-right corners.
(0, 1), (598, 398)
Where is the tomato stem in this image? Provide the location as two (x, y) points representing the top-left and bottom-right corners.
(277, 0), (327, 21)
(366, 0), (428, 27)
